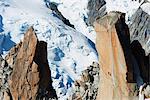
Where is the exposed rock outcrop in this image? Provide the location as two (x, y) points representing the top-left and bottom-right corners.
(94, 11), (150, 100)
(130, 40), (150, 83)
(71, 62), (99, 100)
(115, 12), (150, 100)
(87, 0), (106, 25)
(115, 13), (145, 87)
(45, 1), (74, 28)
(94, 12), (130, 100)
(129, 7), (150, 55)
(0, 27), (57, 100)
(0, 56), (13, 100)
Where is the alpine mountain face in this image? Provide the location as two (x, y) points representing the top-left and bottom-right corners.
(0, 0), (150, 100)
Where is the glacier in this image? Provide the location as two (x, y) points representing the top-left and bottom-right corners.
(45, 0), (150, 43)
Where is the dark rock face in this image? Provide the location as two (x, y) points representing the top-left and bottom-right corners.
(115, 13), (144, 87)
(34, 41), (57, 99)
(45, 1), (74, 28)
(114, 12), (150, 100)
(115, 13), (150, 87)
(128, 7), (150, 55)
(130, 40), (150, 83)
(71, 62), (100, 100)
(87, 0), (106, 25)
(0, 27), (57, 100)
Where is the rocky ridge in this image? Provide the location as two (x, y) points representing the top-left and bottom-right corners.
(0, 0), (149, 100)
(71, 62), (99, 100)
(129, 7), (150, 55)
(0, 27), (57, 100)
(0, 27), (100, 100)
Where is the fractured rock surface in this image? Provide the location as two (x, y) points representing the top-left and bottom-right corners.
(129, 7), (150, 55)
(94, 12), (130, 100)
(71, 62), (100, 100)
(94, 11), (150, 100)
(0, 27), (57, 100)
(87, 0), (106, 25)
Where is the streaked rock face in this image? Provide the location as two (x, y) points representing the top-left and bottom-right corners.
(129, 7), (150, 55)
(94, 12), (130, 100)
(94, 11), (150, 99)
(87, 0), (106, 25)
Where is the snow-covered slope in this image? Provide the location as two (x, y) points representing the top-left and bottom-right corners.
(141, 2), (150, 15)
(46, 0), (150, 43)
(0, 0), (98, 99)
(45, 0), (97, 43)
(105, 0), (144, 21)
(49, 0), (149, 54)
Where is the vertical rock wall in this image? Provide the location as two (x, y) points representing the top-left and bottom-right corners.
(94, 12), (130, 100)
